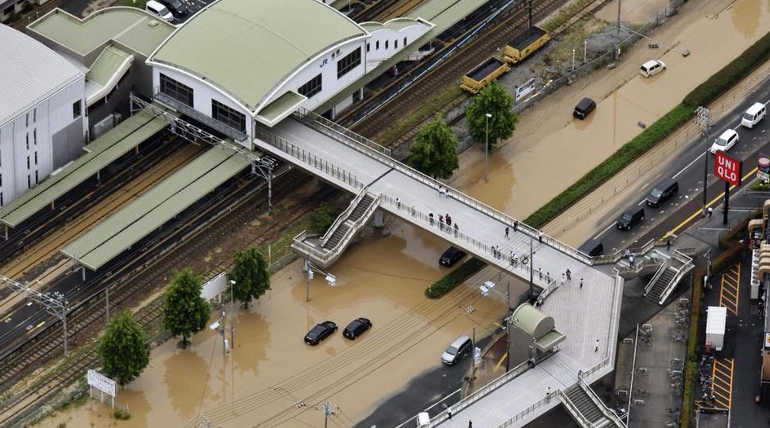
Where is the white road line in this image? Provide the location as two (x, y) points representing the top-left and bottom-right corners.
(593, 221), (617, 240)
(637, 199), (647, 206)
(672, 151), (706, 180)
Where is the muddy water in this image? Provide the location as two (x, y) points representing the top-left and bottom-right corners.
(451, 0), (770, 226)
(41, 221), (506, 428)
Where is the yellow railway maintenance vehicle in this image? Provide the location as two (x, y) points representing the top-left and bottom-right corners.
(503, 26), (550, 65)
(460, 57), (511, 94)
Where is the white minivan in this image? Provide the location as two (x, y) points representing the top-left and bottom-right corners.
(709, 129), (739, 154)
(145, 0), (174, 22)
(640, 60), (666, 78)
(741, 102), (766, 128)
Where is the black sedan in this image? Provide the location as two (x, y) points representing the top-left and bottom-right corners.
(439, 246), (467, 267)
(343, 318), (372, 339)
(304, 321), (337, 345)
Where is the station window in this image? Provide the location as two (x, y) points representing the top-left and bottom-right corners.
(25, 112), (28, 127)
(27, 175), (30, 189)
(298, 74), (322, 99)
(337, 47), (361, 79)
(33, 129), (36, 145)
(33, 108), (36, 123)
(3, 6), (13, 16)
(376, 40), (379, 50)
(160, 73), (194, 107)
(72, 100), (81, 119)
(26, 156), (29, 169)
(35, 170), (38, 184)
(366, 42), (370, 52)
(34, 152), (37, 165)
(212, 99), (246, 133)
(404, 36), (407, 46)
(385, 40), (389, 49)
(25, 133), (28, 150)
(1, 192), (3, 207)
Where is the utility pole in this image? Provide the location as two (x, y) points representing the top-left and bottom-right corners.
(528, 0), (533, 29)
(304, 258), (312, 302)
(696, 106), (711, 214)
(528, 238), (534, 297)
(617, 0), (621, 35)
(321, 401), (335, 428)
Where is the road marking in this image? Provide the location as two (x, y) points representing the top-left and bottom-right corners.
(710, 357), (734, 409)
(665, 166), (759, 238)
(672, 151), (706, 180)
(593, 222), (617, 240)
(719, 264), (740, 315)
(494, 352), (508, 372)
(637, 199), (647, 206)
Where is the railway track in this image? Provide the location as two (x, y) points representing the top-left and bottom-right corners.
(351, 0), (400, 22)
(0, 167), (332, 426)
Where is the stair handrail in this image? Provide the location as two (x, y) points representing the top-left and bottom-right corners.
(643, 263), (667, 296)
(558, 388), (595, 428)
(657, 259), (695, 305)
(320, 189), (369, 247)
(325, 194), (381, 254)
(579, 379), (627, 427)
(291, 231), (327, 260)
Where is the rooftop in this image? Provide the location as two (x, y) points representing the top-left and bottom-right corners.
(148, 0), (367, 112)
(27, 7), (176, 59)
(0, 25), (82, 124)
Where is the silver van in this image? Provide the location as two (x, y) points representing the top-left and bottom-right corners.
(640, 60), (666, 78)
(741, 102), (766, 128)
(441, 335), (472, 365)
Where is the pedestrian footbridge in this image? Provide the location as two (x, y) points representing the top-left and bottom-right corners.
(252, 109), (626, 427)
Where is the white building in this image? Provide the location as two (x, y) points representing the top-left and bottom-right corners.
(0, 24), (86, 207)
(146, 0), (432, 147)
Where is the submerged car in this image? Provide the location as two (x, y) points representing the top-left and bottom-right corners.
(343, 318), (372, 339)
(304, 321), (337, 345)
(440, 246), (467, 267)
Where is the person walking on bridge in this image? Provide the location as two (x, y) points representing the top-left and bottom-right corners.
(505, 226), (509, 238)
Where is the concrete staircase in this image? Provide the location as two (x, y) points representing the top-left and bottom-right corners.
(292, 190), (380, 268)
(561, 381), (626, 428)
(643, 252), (694, 305)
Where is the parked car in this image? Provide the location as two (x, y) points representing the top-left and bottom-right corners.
(616, 206), (645, 231)
(573, 97), (596, 120)
(304, 321), (337, 345)
(343, 318), (372, 339)
(145, 0), (174, 22)
(441, 335), (472, 365)
(646, 179), (678, 208)
(439, 246), (467, 267)
(741, 102), (766, 128)
(158, 0), (188, 19)
(709, 129), (739, 154)
(640, 59), (666, 78)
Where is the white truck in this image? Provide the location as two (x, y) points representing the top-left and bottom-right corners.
(706, 306), (727, 352)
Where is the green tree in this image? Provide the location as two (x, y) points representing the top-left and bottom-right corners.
(309, 203), (338, 235)
(408, 115), (459, 179)
(228, 247), (271, 308)
(97, 311), (149, 386)
(465, 82), (518, 148)
(163, 268), (209, 348)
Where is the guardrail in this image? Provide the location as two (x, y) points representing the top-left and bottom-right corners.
(295, 108), (391, 156)
(579, 378), (627, 427)
(657, 259), (694, 305)
(643, 264), (667, 296)
(558, 388), (594, 428)
(320, 189), (368, 246)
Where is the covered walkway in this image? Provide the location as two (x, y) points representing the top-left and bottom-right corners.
(254, 114), (623, 427)
(0, 106), (170, 228)
(61, 144), (250, 270)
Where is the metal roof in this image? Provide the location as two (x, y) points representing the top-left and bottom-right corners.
(0, 107), (168, 228)
(0, 24), (83, 125)
(61, 145), (250, 270)
(511, 303), (553, 338)
(257, 91), (306, 126)
(148, 0), (367, 112)
(86, 45), (134, 106)
(27, 7), (176, 59)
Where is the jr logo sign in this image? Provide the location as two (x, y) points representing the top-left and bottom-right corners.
(714, 151), (742, 186)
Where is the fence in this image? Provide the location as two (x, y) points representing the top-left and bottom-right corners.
(294, 108), (392, 156)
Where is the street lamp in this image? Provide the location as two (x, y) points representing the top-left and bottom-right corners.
(485, 113), (492, 182)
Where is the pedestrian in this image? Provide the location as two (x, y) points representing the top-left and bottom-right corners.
(443, 187), (448, 198)
(429, 212), (434, 225)
(594, 338), (599, 353)
(446, 213), (452, 226)
(539, 267), (542, 280)
(513, 254), (519, 266)
(546, 272), (550, 283)
(447, 408), (452, 419)
(468, 421), (472, 428)
(580, 277), (584, 289)
(666, 238), (671, 251)
(629, 255), (635, 267)
(513, 220), (518, 232)
(561, 273), (566, 286)
(707, 206), (713, 218)
(454, 223), (459, 236)
(538, 231), (543, 243)
(438, 185), (442, 197)
(396, 197), (401, 209)
(566, 268), (571, 281)
(505, 226), (509, 238)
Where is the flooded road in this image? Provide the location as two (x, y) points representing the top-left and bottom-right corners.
(41, 221), (507, 427)
(452, 0), (770, 229)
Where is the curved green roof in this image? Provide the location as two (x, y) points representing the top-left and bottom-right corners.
(511, 303), (551, 337)
(149, 0), (367, 112)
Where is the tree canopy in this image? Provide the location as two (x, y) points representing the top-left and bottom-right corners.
(163, 268), (209, 347)
(465, 82), (518, 148)
(309, 203), (339, 235)
(98, 311), (149, 386)
(408, 115), (459, 179)
(228, 247), (271, 308)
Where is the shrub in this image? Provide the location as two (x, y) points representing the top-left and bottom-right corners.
(113, 408), (131, 420)
(309, 203), (340, 235)
(717, 208), (760, 249)
(425, 258), (486, 298)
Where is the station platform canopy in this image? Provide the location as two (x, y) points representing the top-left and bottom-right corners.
(0, 106), (170, 228)
(61, 144), (250, 271)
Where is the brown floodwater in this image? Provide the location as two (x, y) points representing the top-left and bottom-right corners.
(40, 221), (507, 427)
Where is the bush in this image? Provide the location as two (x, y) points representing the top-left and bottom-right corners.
(425, 258), (486, 298)
(750, 179), (770, 191)
(113, 408), (131, 420)
(309, 203), (340, 235)
(683, 31), (770, 108)
(525, 104), (693, 227)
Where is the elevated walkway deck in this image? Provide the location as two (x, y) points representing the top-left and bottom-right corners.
(61, 144), (250, 270)
(253, 112), (624, 427)
(0, 106), (170, 228)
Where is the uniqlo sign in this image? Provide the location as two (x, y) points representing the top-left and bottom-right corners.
(714, 151), (742, 186)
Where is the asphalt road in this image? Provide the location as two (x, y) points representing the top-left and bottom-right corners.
(580, 73), (770, 254)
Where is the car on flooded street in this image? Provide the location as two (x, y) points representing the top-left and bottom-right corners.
(439, 246), (466, 267)
(304, 321), (337, 345)
(441, 335), (472, 365)
(343, 318), (372, 339)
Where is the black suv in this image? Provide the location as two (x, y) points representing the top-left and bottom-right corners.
(304, 321), (337, 345)
(440, 246), (467, 267)
(646, 179), (678, 208)
(573, 97), (596, 120)
(617, 206), (645, 231)
(158, 0), (188, 19)
(343, 318), (372, 339)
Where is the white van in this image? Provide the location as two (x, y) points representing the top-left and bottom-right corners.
(145, 0), (174, 22)
(640, 60), (666, 78)
(741, 102), (766, 128)
(709, 129), (739, 154)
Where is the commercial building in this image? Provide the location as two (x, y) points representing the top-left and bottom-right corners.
(0, 24), (85, 207)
